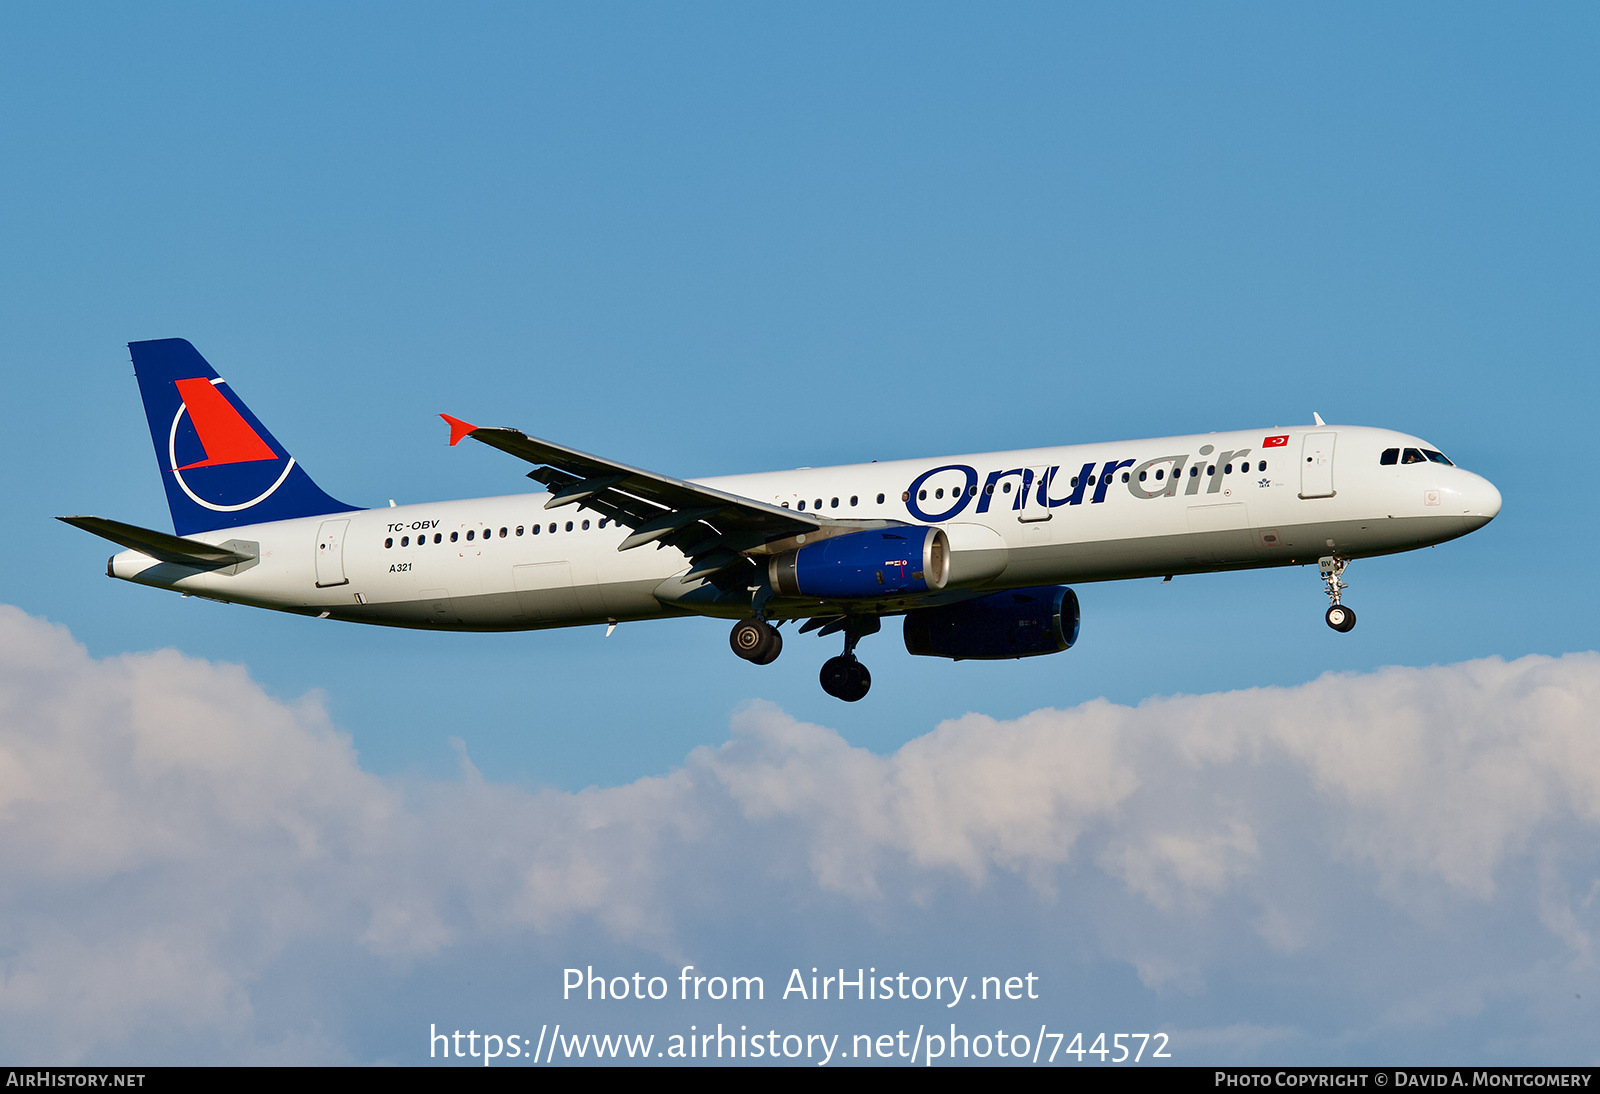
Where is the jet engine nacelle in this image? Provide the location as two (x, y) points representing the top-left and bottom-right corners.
(769, 527), (949, 599)
(902, 585), (1080, 660)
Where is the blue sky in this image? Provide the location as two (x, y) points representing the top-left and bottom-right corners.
(1, 3), (1597, 1065)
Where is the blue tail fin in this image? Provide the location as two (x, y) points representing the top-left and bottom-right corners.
(129, 338), (361, 536)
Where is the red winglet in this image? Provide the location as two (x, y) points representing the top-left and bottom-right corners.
(440, 414), (478, 446)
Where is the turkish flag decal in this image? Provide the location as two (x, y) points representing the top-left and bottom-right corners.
(1263, 435), (1289, 448)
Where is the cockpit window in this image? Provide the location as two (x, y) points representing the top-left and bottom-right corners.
(1385, 446), (1454, 466)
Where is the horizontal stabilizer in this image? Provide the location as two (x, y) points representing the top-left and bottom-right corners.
(58, 515), (256, 567)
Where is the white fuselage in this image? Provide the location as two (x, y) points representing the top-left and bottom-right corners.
(109, 425), (1501, 631)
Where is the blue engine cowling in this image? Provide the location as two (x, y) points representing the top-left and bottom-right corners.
(902, 586), (1080, 660)
(769, 527), (949, 599)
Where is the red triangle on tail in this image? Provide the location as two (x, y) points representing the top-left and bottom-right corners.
(172, 378), (277, 469)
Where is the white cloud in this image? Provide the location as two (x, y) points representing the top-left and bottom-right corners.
(1, 604), (1598, 1062)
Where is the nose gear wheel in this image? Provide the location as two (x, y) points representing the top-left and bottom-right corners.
(1318, 555), (1356, 632)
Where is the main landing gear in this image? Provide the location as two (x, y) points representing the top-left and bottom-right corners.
(819, 616), (880, 703)
(820, 657), (870, 703)
(730, 616), (783, 665)
(1319, 555), (1356, 633)
(730, 611), (880, 702)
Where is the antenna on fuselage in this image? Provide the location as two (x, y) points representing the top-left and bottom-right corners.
(1312, 412), (1326, 426)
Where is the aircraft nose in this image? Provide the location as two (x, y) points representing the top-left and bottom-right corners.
(1461, 473), (1501, 527)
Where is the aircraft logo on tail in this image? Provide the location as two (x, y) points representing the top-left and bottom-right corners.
(166, 376), (299, 513)
(130, 338), (358, 536)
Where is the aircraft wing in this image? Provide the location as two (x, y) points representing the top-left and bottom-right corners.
(58, 515), (257, 567)
(442, 415), (879, 585)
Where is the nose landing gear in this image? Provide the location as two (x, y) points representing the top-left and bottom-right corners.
(730, 617), (783, 665)
(1319, 556), (1356, 632)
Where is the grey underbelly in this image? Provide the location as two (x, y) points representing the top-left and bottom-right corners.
(1005, 513), (1477, 584)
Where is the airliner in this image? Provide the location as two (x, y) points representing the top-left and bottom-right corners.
(62, 339), (1502, 701)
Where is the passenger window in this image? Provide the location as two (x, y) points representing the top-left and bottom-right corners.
(831, 497), (839, 508)
(1402, 448), (1426, 464)
(384, 537), (393, 549)
(1190, 467), (1199, 477)
(935, 488), (944, 499)
(1380, 448), (1399, 465)
(781, 502), (790, 508)
(515, 526), (523, 536)
(582, 520), (590, 530)
(1070, 477), (1079, 487)
(1002, 482), (1011, 493)
(850, 496), (858, 506)
(918, 490), (926, 501)
(814, 499), (822, 509)
(548, 523), (556, 533)
(876, 493), (885, 504)
(1121, 472), (1130, 483)
(450, 531), (459, 543)
(1224, 464), (1232, 475)
(1154, 469), (1163, 480)
(1257, 461), (1266, 472)
(532, 524), (541, 535)
(798, 500), (806, 510)
(434, 533), (442, 543)
(500, 527), (507, 538)
(599, 519), (608, 528)
(565, 521), (574, 532)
